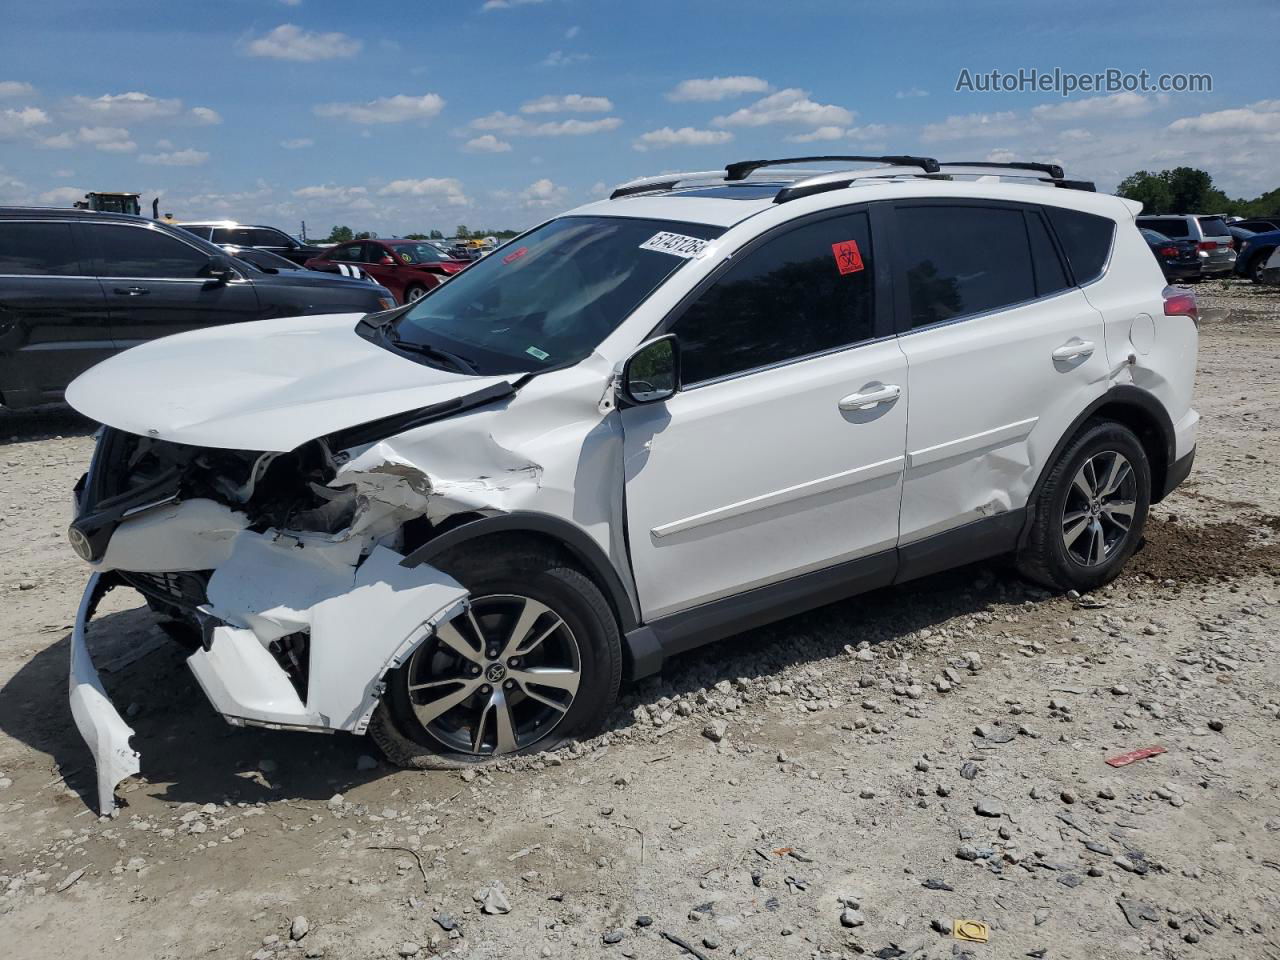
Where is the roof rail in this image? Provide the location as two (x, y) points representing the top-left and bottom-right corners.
(940, 160), (1065, 180)
(724, 155), (940, 181)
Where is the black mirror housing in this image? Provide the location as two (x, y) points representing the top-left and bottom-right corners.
(621, 334), (680, 406)
(205, 256), (235, 284)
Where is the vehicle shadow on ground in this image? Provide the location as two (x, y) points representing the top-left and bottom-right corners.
(0, 405), (98, 445)
(0, 559), (1030, 814)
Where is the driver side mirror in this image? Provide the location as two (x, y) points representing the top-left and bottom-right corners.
(205, 255), (236, 284)
(621, 334), (680, 405)
(380, 255), (397, 265)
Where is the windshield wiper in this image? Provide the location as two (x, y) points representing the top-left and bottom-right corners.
(384, 331), (478, 374)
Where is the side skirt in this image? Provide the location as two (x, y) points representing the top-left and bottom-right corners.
(624, 510), (1026, 679)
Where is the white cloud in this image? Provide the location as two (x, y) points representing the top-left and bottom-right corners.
(784, 125), (846, 143)
(77, 125), (136, 152)
(280, 0), (303, 5)
(920, 110), (1023, 142)
(483, 0), (548, 9)
(519, 177), (568, 207)
(139, 148), (209, 166)
(245, 24), (362, 61)
(315, 93), (445, 124)
(713, 89), (853, 128)
(464, 134), (512, 153)
(847, 123), (889, 143)
(540, 50), (590, 67)
(190, 106), (222, 125)
(377, 177), (469, 205)
(470, 111), (620, 136)
(667, 76), (770, 102)
(1031, 92), (1157, 122)
(292, 183), (372, 208)
(38, 131), (75, 149)
(39, 186), (86, 205)
(53, 168), (74, 177)
(520, 93), (612, 114)
(565, 25), (580, 39)
(1167, 99), (1280, 136)
(0, 106), (50, 137)
(0, 81), (36, 99)
(69, 91), (182, 122)
(895, 87), (928, 99)
(633, 126), (733, 151)
(589, 180), (608, 197)
(280, 137), (314, 149)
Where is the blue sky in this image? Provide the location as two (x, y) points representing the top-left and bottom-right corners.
(1, 0), (1277, 237)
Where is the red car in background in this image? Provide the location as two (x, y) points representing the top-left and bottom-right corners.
(305, 238), (467, 304)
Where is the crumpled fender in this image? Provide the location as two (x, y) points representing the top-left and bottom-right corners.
(69, 574), (141, 816)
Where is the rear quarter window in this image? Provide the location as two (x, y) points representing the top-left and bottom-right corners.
(1136, 217), (1190, 238)
(1197, 217), (1230, 237)
(1046, 208), (1116, 284)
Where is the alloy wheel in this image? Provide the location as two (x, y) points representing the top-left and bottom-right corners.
(403, 594), (581, 755)
(1061, 450), (1137, 567)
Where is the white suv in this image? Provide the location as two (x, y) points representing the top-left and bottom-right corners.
(65, 156), (1199, 812)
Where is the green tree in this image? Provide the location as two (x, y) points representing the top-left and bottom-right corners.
(1116, 171), (1172, 214)
(354, 230), (376, 240)
(404, 232), (428, 240)
(455, 225), (470, 239)
(1162, 167), (1218, 214)
(429, 229), (444, 239)
(326, 225), (353, 243)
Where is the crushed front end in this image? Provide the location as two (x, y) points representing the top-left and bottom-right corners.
(68, 426), (469, 814)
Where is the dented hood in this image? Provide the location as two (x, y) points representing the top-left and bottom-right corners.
(66, 312), (511, 452)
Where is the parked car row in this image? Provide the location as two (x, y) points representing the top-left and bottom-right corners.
(1134, 214), (1236, 281)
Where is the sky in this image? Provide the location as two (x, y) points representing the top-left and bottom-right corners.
(1, 0), (1277, 238)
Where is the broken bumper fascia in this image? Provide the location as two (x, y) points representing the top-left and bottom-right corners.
(69, 573), (141, 816)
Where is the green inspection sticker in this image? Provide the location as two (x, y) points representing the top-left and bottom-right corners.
(525, 346), (550, 361)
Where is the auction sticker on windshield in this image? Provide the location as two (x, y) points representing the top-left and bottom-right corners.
(640, 232), (709, 259)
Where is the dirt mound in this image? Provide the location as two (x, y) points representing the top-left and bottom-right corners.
(1128, 515), (1280, 582)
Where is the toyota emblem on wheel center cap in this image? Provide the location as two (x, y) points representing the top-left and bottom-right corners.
(485, 662), (507, 683)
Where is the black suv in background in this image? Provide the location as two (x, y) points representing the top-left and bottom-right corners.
(0, 208), (394, 409)
(175, 221), (326, 265)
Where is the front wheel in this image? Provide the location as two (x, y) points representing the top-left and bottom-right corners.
(1247, 251), (1272, 284)
(370, 545), (622, 767)
(403, 284), (429, 303)
(1017, 420), (1151, 592)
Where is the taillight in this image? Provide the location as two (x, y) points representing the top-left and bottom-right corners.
(1196, 240), (1217, 252)
(1162, 285), (1198, 325)
(1157, 246), (1178, 257)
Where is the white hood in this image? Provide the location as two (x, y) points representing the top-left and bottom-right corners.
(65, 313), (511, 452)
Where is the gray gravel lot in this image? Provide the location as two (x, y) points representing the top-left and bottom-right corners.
(1, 281), (1277, 960)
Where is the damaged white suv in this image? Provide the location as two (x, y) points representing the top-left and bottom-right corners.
(66, 156), (1199, 812)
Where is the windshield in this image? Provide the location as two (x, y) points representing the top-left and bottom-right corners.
(387, 241), (456, 263)
(385, 215), (723, 374)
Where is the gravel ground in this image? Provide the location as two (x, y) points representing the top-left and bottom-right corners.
(1, 282), (1277, 960)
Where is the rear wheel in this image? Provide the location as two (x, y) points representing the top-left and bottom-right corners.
(1017, 420), (1151, 592)
(1247, 250), (1272, 284)
(403, 284), (429, 303)
(370, 545), (622, 767)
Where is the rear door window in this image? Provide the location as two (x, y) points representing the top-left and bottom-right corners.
(84, 223), (212, 279)
(1137, 217), (1190, 238)
(331, 243), (364, 262)
(1045, 207), (1116, 284)
(0, 221), (81, 275)
(1197, 217), (1230, 238)
(895, 204), (1036, 329)
(672, 210), (876, 384)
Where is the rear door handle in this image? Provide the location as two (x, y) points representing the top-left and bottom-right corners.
(838, 383), (901, 411)
(1052, 339), (1094, 361)
(113, 287), (150, 297)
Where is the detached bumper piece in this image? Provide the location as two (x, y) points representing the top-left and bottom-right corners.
(69, 573), (140, 816)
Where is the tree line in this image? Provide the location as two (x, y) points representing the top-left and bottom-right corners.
(1116, 167), (1280, 217)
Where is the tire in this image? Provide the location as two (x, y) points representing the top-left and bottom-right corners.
(1247, 250), (1272, 284)
(370, 543), (622, 768)
(1016, 419), (1151, 592)
(403, 284), (429, 303)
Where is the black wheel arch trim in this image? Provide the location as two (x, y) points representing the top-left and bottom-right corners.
(1017, 385), (1177, 551)
(399, 511), (641, 634)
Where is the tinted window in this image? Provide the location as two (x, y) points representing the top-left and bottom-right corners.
(673, 211), (875, 384)
(176, 225), (212, 241)
(1047, 207), (1116, 283)
(1197, 217), (1230, 238)
(1136, 217), (1190, 238)
(897, 205), (1034, 329)
(331, 243), (364, 261)
(1026, 211), (1070, 297)
(86, 224), (212, 279)
(0, 221), (81, 275)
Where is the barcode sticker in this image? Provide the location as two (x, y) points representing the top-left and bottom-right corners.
(639, 232), (709, 259)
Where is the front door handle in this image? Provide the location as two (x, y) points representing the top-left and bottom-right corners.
(1052, 339), (1094, 361)
(838, 383), (901, 411)
(113, 287), (150, 297)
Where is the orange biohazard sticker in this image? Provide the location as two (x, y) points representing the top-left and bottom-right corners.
(832, 240), (864, 275)
(503, 246), (529, 265)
